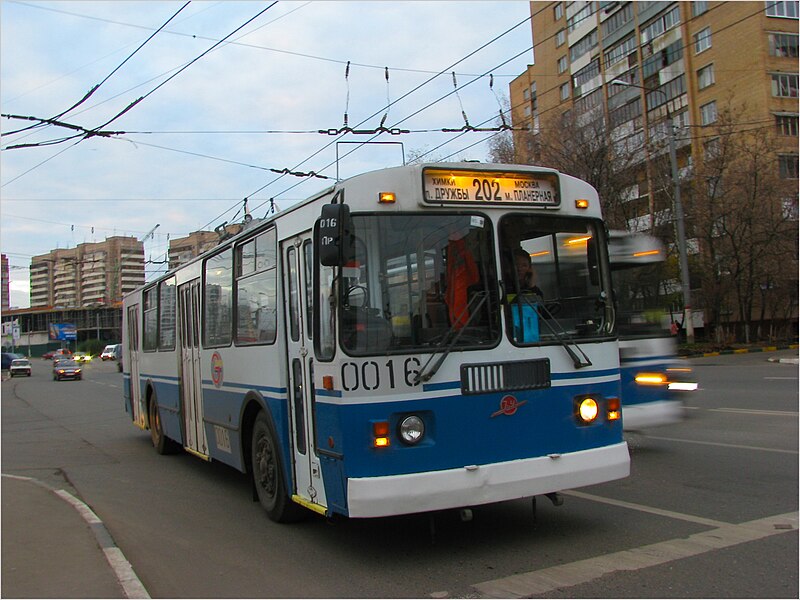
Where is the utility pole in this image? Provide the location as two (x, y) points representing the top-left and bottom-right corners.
(610, 79), (694, 343)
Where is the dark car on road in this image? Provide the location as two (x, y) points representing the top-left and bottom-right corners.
(2, 352), (23, 370)
(53, 360), (82, 381)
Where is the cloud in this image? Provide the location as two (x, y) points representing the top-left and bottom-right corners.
(1, 1), (533, 307)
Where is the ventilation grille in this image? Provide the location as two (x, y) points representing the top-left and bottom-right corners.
(460, 358), (551, 395)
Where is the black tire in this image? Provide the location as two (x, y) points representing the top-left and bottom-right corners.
(149, 394), (179, 455)
(251, 411), (304, 523)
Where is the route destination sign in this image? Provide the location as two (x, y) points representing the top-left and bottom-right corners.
(423, 169), (560, 206)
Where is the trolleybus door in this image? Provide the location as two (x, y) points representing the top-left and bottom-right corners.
(282, 234), (325, 512)
(127, 304), (145, 428)
(178, 280), (208, 456)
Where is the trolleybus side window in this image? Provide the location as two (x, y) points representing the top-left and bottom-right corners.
(234, 229), (277, 345)
(158, 277), (176, 350)
(303, 240), (313, 340)
(143, 286), (158, 351)
(288, 246), (300, 342)
(204, 247), (233, 347)
(315, 260), (336, 361)
(339, 212), (499, 355)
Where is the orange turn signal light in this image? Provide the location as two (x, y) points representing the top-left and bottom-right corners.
(607, 397), (621, 421)
(378, 192), (396, 204)
(373, 421), (390, 448)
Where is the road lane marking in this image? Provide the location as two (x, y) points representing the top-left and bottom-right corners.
(709, 408), (798, 416)
(562, 490), (729, 528)
(645, 435), (798, 454)
(472, 511), (798, 598)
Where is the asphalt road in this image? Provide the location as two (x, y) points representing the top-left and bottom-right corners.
(2, 352), (797, 598)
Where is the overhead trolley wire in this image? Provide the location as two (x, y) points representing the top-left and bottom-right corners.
(2, 2), (192, 138)
(1, 2), (279, 187)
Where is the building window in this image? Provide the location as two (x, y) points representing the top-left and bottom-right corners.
(568, 3), (594, 32)
(524, 104), (532, 117)
(766, 1), (799, 18)
(569, 29), (598, 62)
(700, 101), (717, 125)
(769, 32), (799, 57)
(557, 55), (568, 74)
(601, 2), (634, 39)
(554, 2), (563, 20)
(692, 1), (708, 16)
(560, 82), (570, 101)
(771, 73), (799, 97)
(782, 196), (799, 220)
(697, 64), (715, 90)
(641, 5), (680, 44)
(556, 29), (566, 47)
(604, 34), (637, 69)
(694, 27), (712, 53)
(523, 87), (530, 101)
(779, 154), (799, 178)
(704, 137), (720, 159)
(775, 113), (799, 135)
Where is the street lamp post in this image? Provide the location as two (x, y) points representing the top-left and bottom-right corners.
(610, 79), (694, 343)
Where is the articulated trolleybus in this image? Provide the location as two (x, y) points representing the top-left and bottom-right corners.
(122, 163), (630, 522)
(609, 231), (696, 430)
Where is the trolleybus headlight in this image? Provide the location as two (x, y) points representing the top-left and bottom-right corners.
(398, 415), (425, 445)
(576, 397), (599, 424)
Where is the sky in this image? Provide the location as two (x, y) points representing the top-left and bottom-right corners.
(0, 0), (535, 309)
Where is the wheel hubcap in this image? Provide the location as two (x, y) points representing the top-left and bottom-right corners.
(255, 435), (276, 497)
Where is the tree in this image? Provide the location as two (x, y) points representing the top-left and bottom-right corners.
(692, 103), (798, 343)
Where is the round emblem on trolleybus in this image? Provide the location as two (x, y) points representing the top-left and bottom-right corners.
(211, 352), (224, 388)
(491, 395), (528, 418)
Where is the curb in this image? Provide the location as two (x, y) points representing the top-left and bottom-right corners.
(1, 473), (150, 599)
(680, 344), (799, 359)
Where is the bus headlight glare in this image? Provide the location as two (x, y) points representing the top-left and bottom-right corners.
(578, 398), (599, 423)
(399, 415), (425, 445)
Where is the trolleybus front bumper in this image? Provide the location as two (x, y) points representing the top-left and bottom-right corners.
(346, 441), (629, 518)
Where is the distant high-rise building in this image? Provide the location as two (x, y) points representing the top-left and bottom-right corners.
(1, 254), (9, 313)
(29, 237), (145, 308)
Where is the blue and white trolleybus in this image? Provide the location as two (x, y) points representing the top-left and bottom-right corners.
(122, 163), (630, 521)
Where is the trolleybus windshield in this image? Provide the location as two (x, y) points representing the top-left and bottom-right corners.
(340, 212), (500, 354)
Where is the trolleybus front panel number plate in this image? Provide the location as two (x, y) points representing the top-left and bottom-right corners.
(423, 169), (560, 207)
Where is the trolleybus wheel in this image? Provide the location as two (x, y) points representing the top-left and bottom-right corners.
(149, 394), (178, 455)
(251, 410), (303, 523)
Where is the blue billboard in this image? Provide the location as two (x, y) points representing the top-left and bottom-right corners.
(49, 323), (77, 341)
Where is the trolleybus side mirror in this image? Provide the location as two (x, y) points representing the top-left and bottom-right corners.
(317, 202), (354, 267)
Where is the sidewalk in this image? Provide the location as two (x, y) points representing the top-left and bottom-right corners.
(1, 475), (144, 599)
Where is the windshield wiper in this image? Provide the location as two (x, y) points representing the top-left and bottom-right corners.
(514, 296), (592, 369)
(413, 292), (488, 384)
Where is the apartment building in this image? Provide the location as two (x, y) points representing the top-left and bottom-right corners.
(1, 254), (9, 313)
(168, 225), (243, 270)
(29, 237), (145, 308)
(510, 0), (798, 232)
